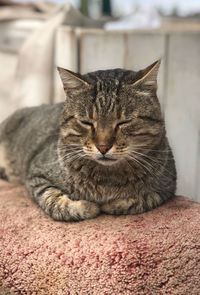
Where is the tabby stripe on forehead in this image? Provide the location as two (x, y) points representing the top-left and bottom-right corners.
(96, 80), (102, 92)
(99, 97), (105, 108)
(115, 80), (121, 102)
(95, 99), (100, 112)
(106, 96), (112, 112)
(108, 98), (116, 113)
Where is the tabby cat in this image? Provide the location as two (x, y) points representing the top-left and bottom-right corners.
(0, 60), (176, 221)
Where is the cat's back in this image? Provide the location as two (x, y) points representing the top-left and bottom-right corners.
(0, 103), (63, 142)
(0, 103), (63, 183)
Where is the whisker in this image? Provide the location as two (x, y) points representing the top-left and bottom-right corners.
(126, 154), (151, 175)
(42, 149), (84, 166)
(125, 159), (145, 184)
(64, 153), (87, 165)
(128, 152), (176, 189)
(61, 151), (84, 161)
(130, 150), (164, 166)
(137, 152), (176, 178)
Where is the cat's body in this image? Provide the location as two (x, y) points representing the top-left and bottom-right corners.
(0, 61), (176, 221)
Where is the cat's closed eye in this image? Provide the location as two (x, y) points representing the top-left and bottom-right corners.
(80, 120), (94, 127)
(115, 120), (132, 131)
(80, 120), (95, 131)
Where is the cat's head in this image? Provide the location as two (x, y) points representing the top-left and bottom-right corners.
(58, 60), (165, 166)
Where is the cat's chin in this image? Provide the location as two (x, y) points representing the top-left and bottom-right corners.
(95, 156), (119, 166)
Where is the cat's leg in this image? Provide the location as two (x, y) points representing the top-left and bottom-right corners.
(101, 193), (162, 215)
(27, 181), (100, 221)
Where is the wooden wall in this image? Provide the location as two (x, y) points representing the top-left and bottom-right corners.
(0, 20), (42, 122)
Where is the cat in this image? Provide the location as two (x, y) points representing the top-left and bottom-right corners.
(0, 60), (176, 221)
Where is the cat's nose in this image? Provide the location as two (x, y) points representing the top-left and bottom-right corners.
(96, 144), (112, 155)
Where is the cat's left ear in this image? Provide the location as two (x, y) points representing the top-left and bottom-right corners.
(132, 59), (161, 90)
(57, 67), (91, 94)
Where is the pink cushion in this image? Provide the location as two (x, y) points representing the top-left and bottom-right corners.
(0, 180), (200, 294)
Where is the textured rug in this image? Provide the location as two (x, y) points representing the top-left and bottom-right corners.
(0, 180), (200, 295)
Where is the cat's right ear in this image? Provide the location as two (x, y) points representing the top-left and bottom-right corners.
(132, 60), (161, 91)
(57, 67), (91, 95)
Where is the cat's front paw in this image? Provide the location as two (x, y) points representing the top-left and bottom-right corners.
(38, 187), (100, 221)
(68, 199), (100, 221)
(101, 198), (136, 215)
(101, 193), (162, 215)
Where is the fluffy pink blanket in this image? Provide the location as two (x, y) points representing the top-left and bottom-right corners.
(0, 180), (200, 294)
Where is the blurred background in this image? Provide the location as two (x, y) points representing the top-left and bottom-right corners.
(0, 0), (200, 202)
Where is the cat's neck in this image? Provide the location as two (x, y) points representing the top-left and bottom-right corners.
(67, 158), (145, 186)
